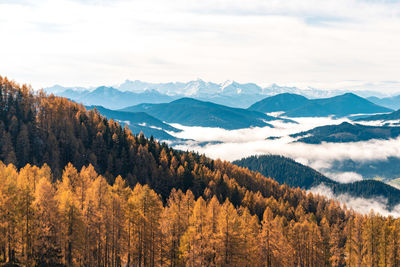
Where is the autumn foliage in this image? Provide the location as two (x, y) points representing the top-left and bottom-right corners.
(1, 163), (400, 266)
(1, 76), (400, 266)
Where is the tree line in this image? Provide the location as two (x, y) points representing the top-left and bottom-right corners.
(1, 162), (400, 267)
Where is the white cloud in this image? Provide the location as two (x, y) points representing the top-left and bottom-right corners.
(169, 119), (400, 213)
(0, 0), (400, 93)
(169, 118), (400, 181)
(169, 116), (348, 143)
(322, 172), (364, 183)
(309, 183), (400, 217)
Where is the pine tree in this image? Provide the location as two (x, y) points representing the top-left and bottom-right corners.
(330, 220), (345, 267)
(110, 175), (130, 267)
(33, 177), (62, 265)
(15, 124), (30, 168)
(128, 184), (163, 266)
(16, 164), (37, 266)
(378, 218), (392, 267)
(216, 199), (242, 266)
(388, 219), (400, 267)
(180, 197), (208, 266)
(85, 174), (111, 266)
(239, 207), (261, 266)
(362, 212), (381, 267)
(1, 132), (16, 165)
(0, 163), (19, 263)
(204, 196), (220, 266)
(57, 165), (84, 266)
(161, 189), (194, 266)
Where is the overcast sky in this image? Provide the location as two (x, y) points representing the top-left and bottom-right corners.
(1, 0), (400, 92)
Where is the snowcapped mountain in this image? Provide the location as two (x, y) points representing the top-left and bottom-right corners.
(220, 80), (262, 95)
(44, 79), (396, 109)
(44, 84), (90, 94)
(116, 79), (262, 97)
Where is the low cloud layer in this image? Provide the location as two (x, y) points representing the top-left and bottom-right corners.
(322, 172), (364, 183)
(169, 117), (400, 183)
(310, 184), (400, 217)
(169, 117), (400, 215)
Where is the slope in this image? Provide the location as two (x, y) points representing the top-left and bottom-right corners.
(0, 75), (326, 217)
(355, 109), (400, 122)
(4, 75), (400, 266)
(291, 122), (400, 144)
(120, 97), (293, 129)
(233, 154), (400, 207)
(368, 95), (400, 110)
(86, 105), (180, 140)
(282, 93), (392, 117)
(52, 86), (176, 109)
(248, 93), (310, 113)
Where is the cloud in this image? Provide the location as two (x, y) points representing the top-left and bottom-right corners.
(168, 116), (400, 214)
(309, 183), (400, 217)
(169, 117), (400, 183)
(322, 172), (364, 183)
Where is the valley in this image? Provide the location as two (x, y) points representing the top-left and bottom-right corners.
(43, 83), (400, 215)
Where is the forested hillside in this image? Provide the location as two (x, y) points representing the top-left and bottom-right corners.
(1, 76), (400, 266)
(283, 93), (392, 118)
(233, 155), (334, 188)
(234, 155), (400, 207)
(119, 97), (288, 129)
(291, 122), (400, 144)
(2, 163), (400, 267)
(85, 105), (181, 141)
(355, 109), (400, 122)
(248, 93), (309, 113)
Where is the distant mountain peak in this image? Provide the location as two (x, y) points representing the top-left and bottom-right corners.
(93, 86), (118, 94)
(221, 79), (234, 87)
(171, 97), (200, 104)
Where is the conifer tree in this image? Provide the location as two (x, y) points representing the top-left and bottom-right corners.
(362, 212), (381, 267)
(57, 165), (84, 266)
(33, 177), (62, 265)
(180, 197), (208, 266)
(216, 199), (242, 266)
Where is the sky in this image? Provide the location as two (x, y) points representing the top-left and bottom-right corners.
(1, 0), (400, 92)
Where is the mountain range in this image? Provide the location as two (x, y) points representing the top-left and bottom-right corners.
(55, 86), (177, 110)
(45, 79), (399, 109)
(7, 76), (400, 266)
(119, 98), (292, 130)
(368, 95), (400, 110)
(248, 93), (309, 113)
(6, 75), (400, 209)
(249, 93), (392, 117)
(86, 105), (181, 140)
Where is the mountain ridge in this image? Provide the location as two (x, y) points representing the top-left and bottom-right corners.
(290, 121), (400, 144)
(233, 154), (400, 207)
(249, 92), (392, 117)
(85, 105), (181, 141)
(45, 80), (397, 109)
(119, 97), (293, 129)
(355, 109), (400, 122)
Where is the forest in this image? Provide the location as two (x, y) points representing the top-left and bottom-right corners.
(1, 162), (400, 267)
(1, 76), (400, 266)
(233, 155), (400, 207)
